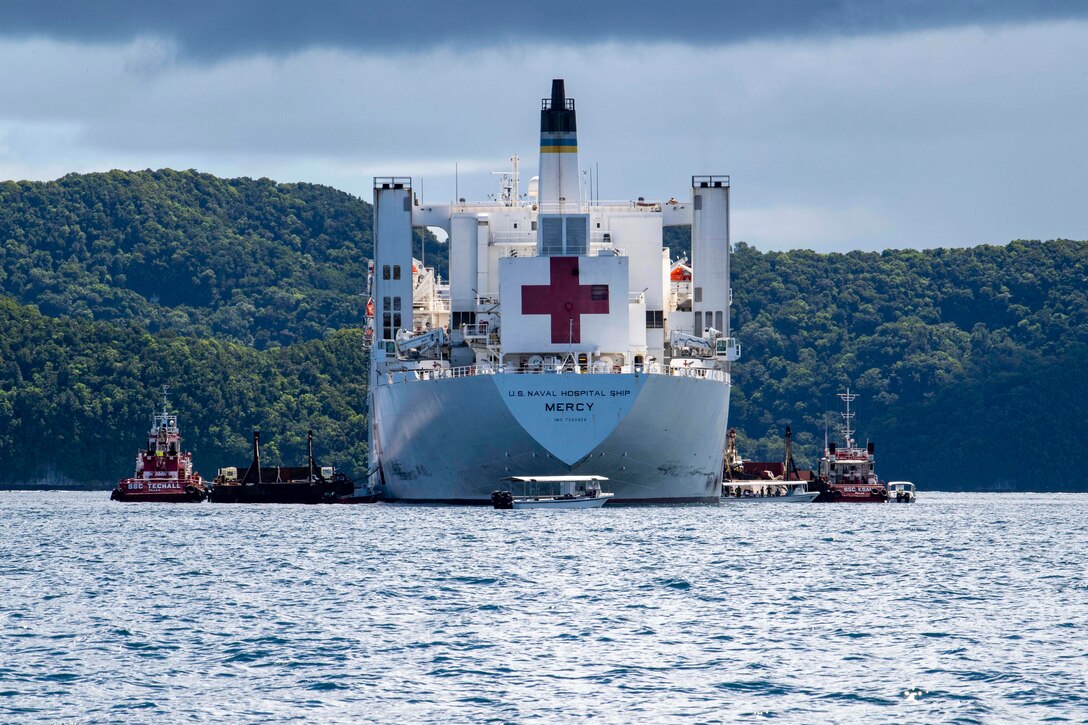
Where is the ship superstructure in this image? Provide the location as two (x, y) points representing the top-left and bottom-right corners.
(364, 79), (740, 503)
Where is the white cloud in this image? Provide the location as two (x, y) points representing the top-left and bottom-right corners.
(0, 21), (1085, 250)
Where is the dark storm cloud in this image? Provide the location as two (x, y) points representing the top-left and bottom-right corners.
(2, 0), (1086, 58)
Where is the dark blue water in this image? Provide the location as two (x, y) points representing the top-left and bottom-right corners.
(1, 492), (1085, 722)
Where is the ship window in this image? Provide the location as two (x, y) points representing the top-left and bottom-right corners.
(694, 311), (703, 333)
(383, 296), (391, 312)
(383, 312), (393, 339)
(645, 310), (664, 329)
(715, 311), (723, 332)
(393, 313), (402, 330)
(393, 297), (402, 311)
(531, 221), (537, 231)
(513, 222), (518, 229)
(452, 311), (477, 328)
(591, 284), (608, 301)
(382, 265), (390, 280)
(596, 222), (601, 229)
(393, 265), (401, 280)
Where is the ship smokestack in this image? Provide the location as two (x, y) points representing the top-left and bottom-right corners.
(550, 78), (565, 109)
(538, 78), (578, 210)
(537, 79), (588, 256)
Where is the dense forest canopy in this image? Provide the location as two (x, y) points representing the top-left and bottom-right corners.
(0, 170), (1084, 489)
(0, 297), (368, 483)
(0, 170), (445, 348)
(726, 240), (1087, 490)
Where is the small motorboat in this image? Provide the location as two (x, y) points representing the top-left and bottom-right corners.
(492, 476), (614, 509)
(721, 480), (818, 502)
(888, 481), (917, 503)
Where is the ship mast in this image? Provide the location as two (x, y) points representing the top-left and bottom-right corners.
(838, 388), (857, 448)
(491, 154), (520, 207)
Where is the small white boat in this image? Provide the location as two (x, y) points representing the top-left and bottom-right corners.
(888, 481), (917, 503)
(721, 480), (818, 503)
(492, 476), (614, 509)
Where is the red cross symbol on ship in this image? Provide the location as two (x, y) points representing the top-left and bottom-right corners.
(521, 257), (609, 344)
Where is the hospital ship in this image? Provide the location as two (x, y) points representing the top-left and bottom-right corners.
(365, 79), (740, 503)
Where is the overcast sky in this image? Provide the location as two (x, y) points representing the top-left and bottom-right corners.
(1, 1), (1085, 251)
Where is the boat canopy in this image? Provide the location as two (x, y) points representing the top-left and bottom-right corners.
(502, 475), (609, 483)
(727, 480), (806, 487)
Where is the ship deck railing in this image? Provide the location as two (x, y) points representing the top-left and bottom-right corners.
(412, 299), (451, 313)
(534, 200), (668, 214)
(489, 232), (626, 258)
(385, 363), (729, 384)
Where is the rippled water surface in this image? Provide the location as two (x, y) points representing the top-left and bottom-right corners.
(1, 492), (1086, 722)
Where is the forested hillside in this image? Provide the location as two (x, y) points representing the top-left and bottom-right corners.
(0, 170), (1084, 489)
(726, 240), (1088, 490)
(0, 170), (445, 348)
(0, 297), (368, 484)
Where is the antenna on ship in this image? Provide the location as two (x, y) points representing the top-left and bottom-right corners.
(838, 388), (858, 448)
(569, 318), (574, 361)
(161, 385), (170, 415)
(511, 154), (519, 203)
(491, 154), (520, 207)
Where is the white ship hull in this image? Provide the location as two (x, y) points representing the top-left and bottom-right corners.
(370, 372), (729, 504)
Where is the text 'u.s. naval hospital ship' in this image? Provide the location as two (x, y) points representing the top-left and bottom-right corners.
(364, 79), (740, 503)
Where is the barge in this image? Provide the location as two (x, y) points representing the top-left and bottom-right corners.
(209, 431), (355, 504)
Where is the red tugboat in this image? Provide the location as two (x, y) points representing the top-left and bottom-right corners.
(815, 389), (888, 503)
(110, 388), (207, 502)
